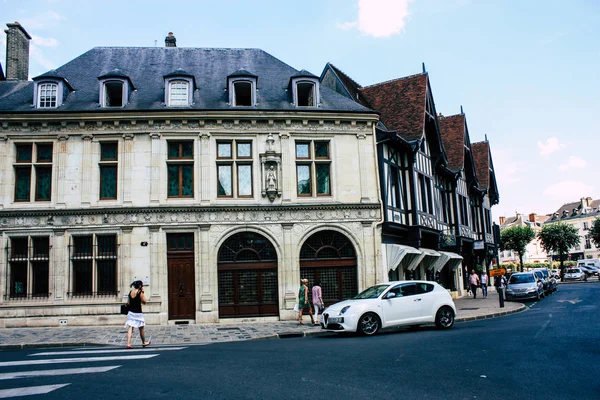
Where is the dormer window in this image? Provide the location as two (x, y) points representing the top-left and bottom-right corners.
(104, 81), (124, 107)
(168, 80), (189, 106)
(98, 69), (133, 108)
(163, 69), (195, 107)
(38, 83), (58, 108)
(227, 70), (257, 107)
(290, 70), (319, 108)
(32, 72), (71, 109)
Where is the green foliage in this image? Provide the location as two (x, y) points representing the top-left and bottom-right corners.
(499, 261), (576, 271)
(588, 218), (600, 248)
(500, 226), (536, 271)
(537, 223), (580, 278)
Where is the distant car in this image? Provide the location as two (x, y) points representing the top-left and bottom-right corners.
(320, 281), (457, 335)
(505, 272), (545, 301)
(551, 269), (561, 279)
(534, 268), (557, 293)
(577, 264), (597, 278)
(564, 268), (587, 281)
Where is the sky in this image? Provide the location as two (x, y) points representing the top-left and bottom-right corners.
(1, 0), (599, 220)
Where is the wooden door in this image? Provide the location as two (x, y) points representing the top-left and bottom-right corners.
(168, 256), (196, 320)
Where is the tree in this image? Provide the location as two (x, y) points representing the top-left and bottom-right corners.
(499, 226), (536, 272)
(538, 223), (580, 281)
(588, 218), (600, 249)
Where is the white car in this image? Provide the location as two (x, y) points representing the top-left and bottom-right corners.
(564, 268), (587, 281)
(320, 281), (457, 335)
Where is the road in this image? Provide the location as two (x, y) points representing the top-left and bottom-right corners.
(1, 283), (599, 399)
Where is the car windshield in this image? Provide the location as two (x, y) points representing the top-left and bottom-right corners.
(566, 269), (579, 273)
(509, 274), (535, 284)
(354, 284), (389, 299)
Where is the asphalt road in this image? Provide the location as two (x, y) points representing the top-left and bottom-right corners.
(1, 283), (599, 400)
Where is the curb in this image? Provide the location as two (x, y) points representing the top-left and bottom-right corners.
(456, 304), (526, 322)
(0, 342), (103, 350)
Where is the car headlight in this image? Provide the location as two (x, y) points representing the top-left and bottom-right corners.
(527, 289), (536, 293)
(339, 306), (351, 315)
(506, 288), (514, 293)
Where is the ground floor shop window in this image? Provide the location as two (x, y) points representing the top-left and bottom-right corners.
(8, 236), (50, 299)
(218, 232), (278, 317)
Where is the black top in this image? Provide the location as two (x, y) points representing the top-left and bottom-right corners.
(128, 289), (143, 313)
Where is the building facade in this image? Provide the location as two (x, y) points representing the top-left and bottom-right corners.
(0, 24), (382, 327)
(544, 197), (600, 260)
(498, 213), (549, 264)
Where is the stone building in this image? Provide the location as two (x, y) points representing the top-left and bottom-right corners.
(0, 23), (382, 327)
(498, 213), (550, 264)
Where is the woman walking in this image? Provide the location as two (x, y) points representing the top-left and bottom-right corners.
(297, 278), (315, 325)
(312, 281), (324, 325)
(125, 280), (151, 348)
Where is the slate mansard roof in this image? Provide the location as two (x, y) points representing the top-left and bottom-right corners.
(0, 47), (374, 113)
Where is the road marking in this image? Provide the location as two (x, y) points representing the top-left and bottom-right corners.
(0, 366), (120, 380)
(0, 354), (157, 368)
(30, 347), (186, 356)
(0, 384), (70, 398)
(557, 299), (582, 304)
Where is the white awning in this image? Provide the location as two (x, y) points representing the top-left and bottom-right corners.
(431, 251), (463, 273)
(420, 248), (441, 271)
(383, 244), (422, 272)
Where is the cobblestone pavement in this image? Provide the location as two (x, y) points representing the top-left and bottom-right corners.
(0, 290), (524, 349)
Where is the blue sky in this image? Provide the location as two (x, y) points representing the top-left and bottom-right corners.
(1, 0), (599, 219)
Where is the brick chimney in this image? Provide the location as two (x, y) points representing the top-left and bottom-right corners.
(4, 22), (31, 81)
(165, 32), (176, 47)
(499, 216), (505, 225)
(529, 213), (537, 223)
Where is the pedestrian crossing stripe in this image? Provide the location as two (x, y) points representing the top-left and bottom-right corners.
(30, 347), (187, 356)
(0, 384), (70, 398)
(0, 366), (120, 380)
(0, 354), (157, 368)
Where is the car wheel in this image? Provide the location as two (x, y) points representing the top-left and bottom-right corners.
(435, 306), (455, 329)
(358, 312), (380, 336)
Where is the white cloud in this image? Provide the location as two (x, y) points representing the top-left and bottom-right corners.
(537, 137), (564, 157)
(21, 11), (64, 30)
(543, 181), (594, 201)
(493, 149), (523, 185)
(30, 44), (56, 71)
(338, 0), (412, 38)
(32, 34), (59, 47)
(559, 156), (587, 171)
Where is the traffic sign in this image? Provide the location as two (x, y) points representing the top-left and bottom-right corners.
(489, 268), (506, 277)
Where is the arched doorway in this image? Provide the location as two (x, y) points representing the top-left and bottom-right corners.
(299, 230), (358, 305)
(217, 232), (279, 318)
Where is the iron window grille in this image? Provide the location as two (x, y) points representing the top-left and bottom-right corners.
(6, 236), (51, 300)
(68, 234), (119, 297)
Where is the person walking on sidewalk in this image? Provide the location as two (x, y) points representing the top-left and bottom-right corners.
(125, 280), (151, 349)
(469, 270), (480, 299)
(312, 281), (324, 324)
(480, 271), (488, 298)
(495, 274), (507, 308)
(297, 279), (315, 325)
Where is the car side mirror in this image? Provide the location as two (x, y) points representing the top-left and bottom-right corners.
(385, 292), (396, 299)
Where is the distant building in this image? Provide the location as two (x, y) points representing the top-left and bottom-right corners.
(544, 197), (600, 260)
(498, 213), (549, 264)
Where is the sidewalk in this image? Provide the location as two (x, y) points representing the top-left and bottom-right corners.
(0, 290), (524, 349)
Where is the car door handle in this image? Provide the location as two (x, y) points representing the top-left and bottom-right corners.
(414, 298), (421, 302)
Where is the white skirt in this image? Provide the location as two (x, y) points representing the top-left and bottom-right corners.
(124, 311), (145, 328)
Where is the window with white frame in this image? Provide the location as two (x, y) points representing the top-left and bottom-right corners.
(70, 234), (118, 296)
(99, 142), (118, 200)
(217, 140), (253, 198)
(168, 80), (189, 106)
(233, 81), (253, 106)
(296, 141), (330, 196)
(37, 83), (58, 108)
(8, 236), (50, 299)
(296, 82), (316, 106)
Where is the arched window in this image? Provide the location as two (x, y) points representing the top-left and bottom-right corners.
(300, 230), (357, 304)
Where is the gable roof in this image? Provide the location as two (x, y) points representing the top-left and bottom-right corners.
(321, 63), (364, 102)
(472, 141), (490, 188)
(0, 47), (373, 113)
(438, 114), (465, 170)
(359, 73), (428, 141)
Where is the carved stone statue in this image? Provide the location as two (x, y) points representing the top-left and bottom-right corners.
(267, 165), (277, 189)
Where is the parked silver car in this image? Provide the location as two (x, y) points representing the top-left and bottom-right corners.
(564, 268), (587, 281)
(505, 272), (545, 301)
